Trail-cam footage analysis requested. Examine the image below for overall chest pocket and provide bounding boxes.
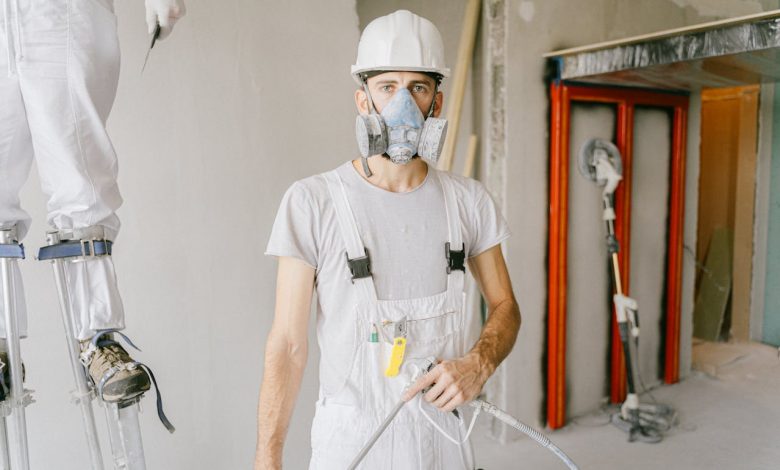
[374,308,463,363]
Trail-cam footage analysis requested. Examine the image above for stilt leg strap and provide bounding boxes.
[88,329,176,433]
[135,363,175,433]
[0,243,24,259]
[38,239,112,260]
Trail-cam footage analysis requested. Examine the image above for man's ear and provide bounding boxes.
[355,88,370,115]
[432,91,444,118]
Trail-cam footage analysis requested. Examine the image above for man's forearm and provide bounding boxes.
[467,297,521,380]
[255,335,308,469]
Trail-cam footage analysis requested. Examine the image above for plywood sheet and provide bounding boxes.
[693,227,733,341]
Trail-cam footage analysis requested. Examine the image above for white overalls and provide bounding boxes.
[310,169,475,469]
[0,0,125,340]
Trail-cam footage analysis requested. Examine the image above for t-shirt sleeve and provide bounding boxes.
[264,181,318,269]
[467,181,511,258]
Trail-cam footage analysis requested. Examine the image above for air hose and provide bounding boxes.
[471,399,578,469]
[347,396,579,469]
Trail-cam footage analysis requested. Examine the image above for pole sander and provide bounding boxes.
[577,138,677,443]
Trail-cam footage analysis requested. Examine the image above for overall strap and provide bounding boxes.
[436,170,466,294]
[324,170,378,303]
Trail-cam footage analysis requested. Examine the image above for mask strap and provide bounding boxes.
[362,78,378,115]
[426,80,440,118]
[360,77,376,177]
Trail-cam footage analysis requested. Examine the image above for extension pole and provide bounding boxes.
[439,0,481,172]
[462,134,479,177]
[602,196,644,436]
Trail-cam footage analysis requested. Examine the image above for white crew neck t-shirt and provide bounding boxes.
[265,160,510,306]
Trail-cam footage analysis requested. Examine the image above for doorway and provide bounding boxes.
[695,85,759,342]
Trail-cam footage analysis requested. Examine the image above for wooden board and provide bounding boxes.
[439,0,481,172]
[693,227,733,341]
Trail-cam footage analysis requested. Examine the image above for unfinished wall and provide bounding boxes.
[751,84,774,342]
[630,108,673,385]
[565,104,615,417]
[763,83,780,346]
[17,1,358,468]
[561,105,674,417]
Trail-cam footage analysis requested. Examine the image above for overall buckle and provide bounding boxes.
[346,249,372,282]
[446,242,465,273]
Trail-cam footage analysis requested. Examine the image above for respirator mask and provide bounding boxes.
[355,82,448,165]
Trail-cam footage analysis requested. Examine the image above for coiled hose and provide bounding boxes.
[470,399,578,469]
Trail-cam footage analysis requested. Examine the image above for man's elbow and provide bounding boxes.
[511,299,521,332]
[265,331,308,369]
[285,339,308,367]
[494,296,521,331]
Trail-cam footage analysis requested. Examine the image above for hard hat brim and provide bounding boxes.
[351,65,450,85]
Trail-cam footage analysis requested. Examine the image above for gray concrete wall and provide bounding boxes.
[565,104,615,417]
[564,105,674,417]
[752,84,775,342]
[630,108,673,387]
[762,83,780,345]
[17,1,358,468]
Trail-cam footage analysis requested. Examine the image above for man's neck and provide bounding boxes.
[352,155,429,193]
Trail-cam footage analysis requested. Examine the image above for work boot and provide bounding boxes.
[0,348,25,402]
[0,350,9,401]
[81,335,151,403]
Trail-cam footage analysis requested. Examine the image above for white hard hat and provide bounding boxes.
[351,10,450,84]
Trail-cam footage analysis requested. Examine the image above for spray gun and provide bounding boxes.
[347,357,579,470]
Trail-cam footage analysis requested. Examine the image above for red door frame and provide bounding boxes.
[547,82,688,429]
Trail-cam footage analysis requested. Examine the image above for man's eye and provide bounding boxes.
[413,85,426,93]
[381,85,392,93]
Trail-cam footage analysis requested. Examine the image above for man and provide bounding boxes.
[0,0,184,403]
[256,10,520,470]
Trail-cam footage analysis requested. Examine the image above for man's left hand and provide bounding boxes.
[401,353,492,412]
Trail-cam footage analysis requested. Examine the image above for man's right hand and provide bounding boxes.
[255,256,315,469]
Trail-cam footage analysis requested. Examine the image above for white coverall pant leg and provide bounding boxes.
[0,0,125,340]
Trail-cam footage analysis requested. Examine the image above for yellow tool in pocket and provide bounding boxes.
[384,318,408,377]
[385,337,407,377]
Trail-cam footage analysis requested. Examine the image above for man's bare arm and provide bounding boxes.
[403,244,521,410]
[255,257,315,470]
[464,243,521,381]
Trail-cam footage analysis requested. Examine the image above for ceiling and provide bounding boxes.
[545,10,780,90]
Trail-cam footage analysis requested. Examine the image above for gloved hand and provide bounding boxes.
[144,0,186,40]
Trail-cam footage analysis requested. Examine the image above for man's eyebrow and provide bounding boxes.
[374,79,399,86]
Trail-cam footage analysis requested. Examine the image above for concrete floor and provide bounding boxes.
[472,341,780,469]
